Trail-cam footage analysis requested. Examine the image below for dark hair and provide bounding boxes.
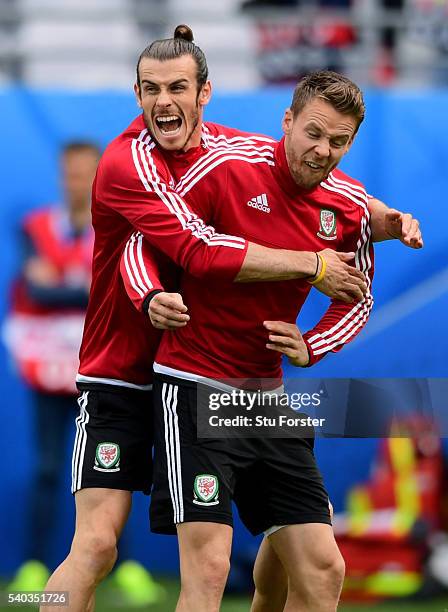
[290,70,365,131]
[136,24,208,91]
[62,141,101,157]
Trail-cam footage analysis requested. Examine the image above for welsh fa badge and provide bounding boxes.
[193,474,219,506]
[94,442,120,472]
[317,209,337,240]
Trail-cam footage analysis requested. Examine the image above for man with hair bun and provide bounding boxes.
[42,25,421,612]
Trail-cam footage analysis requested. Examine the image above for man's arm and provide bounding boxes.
[264,293,374,368]
[265,205,375,367]
[236,245,366,303]
[265,286,373,368]
[101,144,366,297]
[121,230,368,329]
[301,207,375,366]
[119,232,190,329]
[368,198,423,248]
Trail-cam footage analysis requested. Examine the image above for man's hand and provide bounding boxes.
[368,198,423,248]
[384,209,423,249]
[264,321,309,367]
[315,249,367,303]
[148,292,190,330]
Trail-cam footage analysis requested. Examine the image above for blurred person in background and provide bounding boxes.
[5,142,162,605]
[5,142,99,591]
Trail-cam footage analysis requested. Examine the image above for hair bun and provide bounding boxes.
[174,24,194,42]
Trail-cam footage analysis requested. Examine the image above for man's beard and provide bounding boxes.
[180,112,200,151]
[291,160,332,191]
[290,167,319,191]
[143,108,200,152]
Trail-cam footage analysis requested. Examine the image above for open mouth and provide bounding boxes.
[304,161,324,170]
[155,115,182,135]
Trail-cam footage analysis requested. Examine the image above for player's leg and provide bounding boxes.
[42,488,131,611]
[151,375,240,612]
[42,386,153,611]
[251,535,287,612]
[235,426,337,611]
[255,435,341,611]
[268,523,345,612]
[176,522,233,612]
[250,501,334,611]
[233,465,288,612]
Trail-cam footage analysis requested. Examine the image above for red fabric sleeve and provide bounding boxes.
[303,207,375,366]
[120,231,165,311]
[97,142,248,281]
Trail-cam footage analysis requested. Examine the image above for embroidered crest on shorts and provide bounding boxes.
[94,442,120,472]
[317,209,337,240]
[193,474,219,506]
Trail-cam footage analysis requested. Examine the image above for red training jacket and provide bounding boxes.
[77,116,251,389]
[123,125,374,383]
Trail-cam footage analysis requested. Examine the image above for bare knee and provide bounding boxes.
[332,551,345,582]
[315,546,344,579]
[68,489,130,584]
[298,548,345,600]
[194,550,230,591]
[321,550,345,589]
[177,522,232,611]
[182,542,230,594]
[71,530,118,581]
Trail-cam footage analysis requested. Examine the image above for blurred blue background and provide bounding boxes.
[0,85,446,576]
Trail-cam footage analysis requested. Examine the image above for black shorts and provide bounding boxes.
[150,374,331,535]
[71,386,153,495]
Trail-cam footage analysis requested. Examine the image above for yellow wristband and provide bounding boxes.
[308,254,327,285]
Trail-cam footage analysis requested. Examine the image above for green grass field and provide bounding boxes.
[2,578,447,611]
[142,588,448,612]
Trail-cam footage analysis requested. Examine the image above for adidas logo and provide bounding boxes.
[247,193,270,213]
